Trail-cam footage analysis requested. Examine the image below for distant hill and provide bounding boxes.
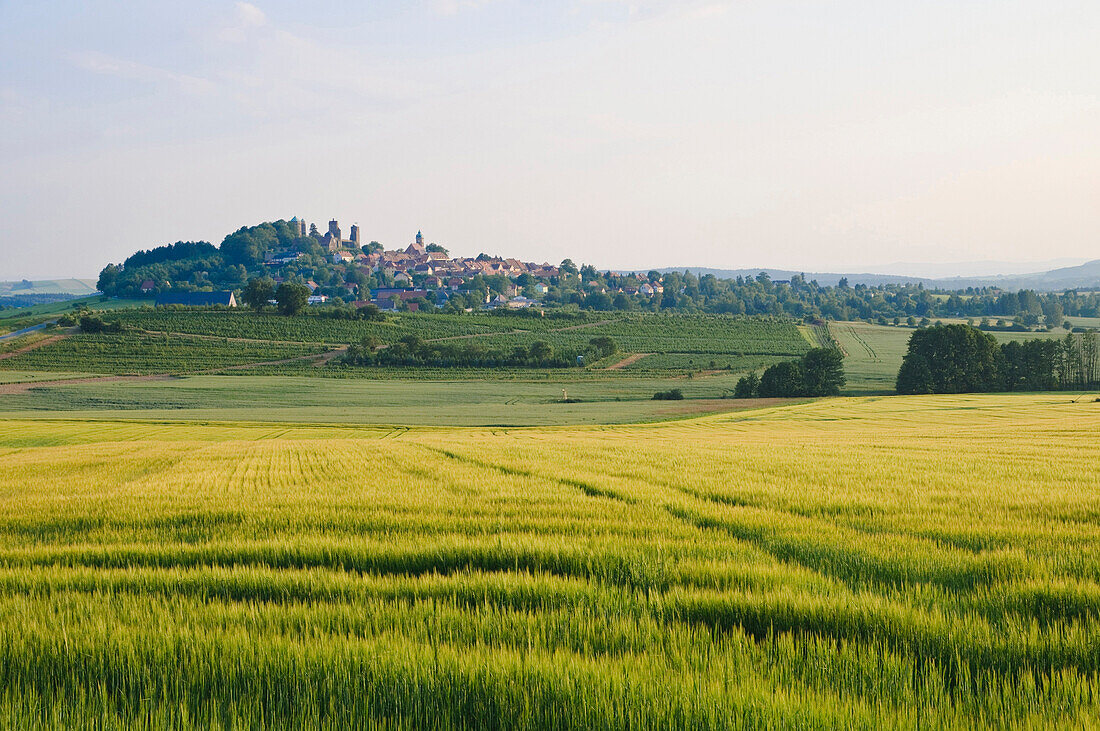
[0,279,99,296]
[654,260,1100,291]
[654,267,931,288]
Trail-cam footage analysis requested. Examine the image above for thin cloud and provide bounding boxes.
[68,51,215,96]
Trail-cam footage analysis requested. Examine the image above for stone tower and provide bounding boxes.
[350,224,361,247]
[329,220,341,242]
[416,230,424,246]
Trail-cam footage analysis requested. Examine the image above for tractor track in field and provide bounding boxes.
[0,334,68,361]
[604,352,649,370]
[0,373,177,395]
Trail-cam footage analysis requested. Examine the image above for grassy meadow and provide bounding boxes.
[1,393,1099,727]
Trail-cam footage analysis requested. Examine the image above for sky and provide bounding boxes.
[1,0,1098,280]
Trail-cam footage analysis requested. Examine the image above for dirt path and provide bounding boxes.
[0,334,67,361]
[210,350,339,372]
[543,317,623,333]
[422,317,622,343]
[312,348,348,367]
[605,352,649,370]
[134,329,342,347]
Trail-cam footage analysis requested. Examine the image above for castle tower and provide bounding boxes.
[329,219,341,241]
[350,224,361,247]
[299,218,307,236]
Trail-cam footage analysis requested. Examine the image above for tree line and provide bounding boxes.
[896,324,1100,394]
[342,336,618,370]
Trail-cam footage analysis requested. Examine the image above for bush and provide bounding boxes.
[733,372,760,398]
[652,389,684,401]
[78,315,123,334]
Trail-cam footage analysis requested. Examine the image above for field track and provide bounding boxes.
[604,352,649,369]
[0,334,67,361]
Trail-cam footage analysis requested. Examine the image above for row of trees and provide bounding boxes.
[896,324,1100,394]
[342,336,618,370]
[733,348,846,398]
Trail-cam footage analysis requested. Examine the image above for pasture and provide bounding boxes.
[1,393,1099,727]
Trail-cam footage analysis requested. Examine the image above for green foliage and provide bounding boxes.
[275,283,310,316]
[759,360,804,397]
[734,371,760,398]
[897,325,1002,395]
[241,277,275,310]
[801,347,846,396]
[344,335,579,369]
[77,315,123,334]
[651,388,684,400]
[124,241,218,269]
[896,324,1099,394]
[0,333,323,375]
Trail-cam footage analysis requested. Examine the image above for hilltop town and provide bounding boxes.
[97,217,667,313]
[280,218,567,310]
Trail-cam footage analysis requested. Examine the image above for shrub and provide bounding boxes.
[652,388,684,401]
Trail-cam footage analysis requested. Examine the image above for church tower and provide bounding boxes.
[416,230,423,246]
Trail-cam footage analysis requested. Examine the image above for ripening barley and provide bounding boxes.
[0,392,1097,727]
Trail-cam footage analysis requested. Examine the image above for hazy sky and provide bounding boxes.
[2,0,1098,279]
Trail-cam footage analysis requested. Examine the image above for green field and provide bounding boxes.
[1,394,1099,727]
[0,373,764,426]
[831,321,914,393]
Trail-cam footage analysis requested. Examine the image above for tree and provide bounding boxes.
[733,372,760,398]
[559,259,578,277]
[1082,331,1099,386]
[528,341,554,363]
[584,291,613,310]
[221,224,277,266]
[588,336,618,359]
[759,361,804,397]
[801,348,846,396]
[97,264,121,294]
[275,282,310,315]
[426,243,449,256]
[241,276,275,310]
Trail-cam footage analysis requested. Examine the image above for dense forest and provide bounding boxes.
[97,219,1100,324]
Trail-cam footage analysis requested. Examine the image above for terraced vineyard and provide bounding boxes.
[0,333,326,375]
[2,311,812,376]
[1,394,1098,727]
[111,309,520,344]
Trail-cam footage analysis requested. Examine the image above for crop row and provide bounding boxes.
[0,333,324,375]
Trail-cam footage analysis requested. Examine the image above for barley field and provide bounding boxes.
[2,394,1099,728]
